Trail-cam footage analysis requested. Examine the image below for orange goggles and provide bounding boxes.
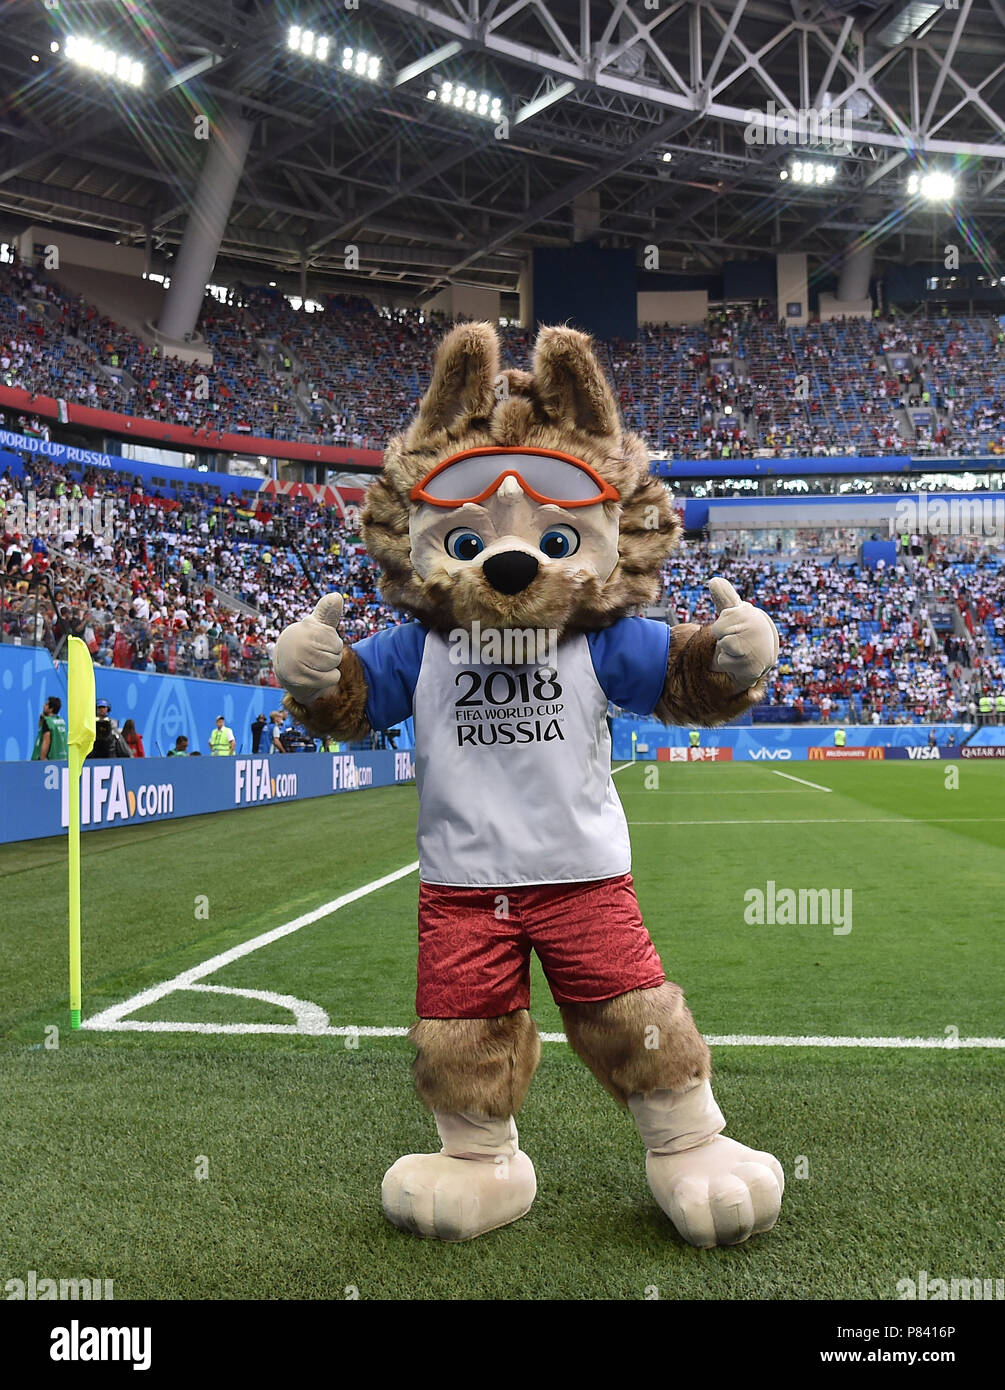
[410,447,620,509]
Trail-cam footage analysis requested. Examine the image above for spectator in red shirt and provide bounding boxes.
[121,719,145,758]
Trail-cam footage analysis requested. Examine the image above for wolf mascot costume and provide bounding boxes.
[274,324,783,1247]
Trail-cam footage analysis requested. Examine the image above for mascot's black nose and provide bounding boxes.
[482,550,539,595]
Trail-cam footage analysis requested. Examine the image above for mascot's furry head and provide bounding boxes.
[361,322,681,636]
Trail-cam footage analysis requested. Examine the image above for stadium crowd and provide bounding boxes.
[3,262,1005,728]
[4,446,1004,726]
[3,258,1004,458]
[0,453,392,685]
[0,263,311,441]
[661,540,993,723]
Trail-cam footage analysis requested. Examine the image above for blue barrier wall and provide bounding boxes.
[967,727,1005,746]
[0,645,415,761]
[0,749,415,844]
[658,456,1003,480]
[3,711,993,843]
[2,644,291,760]
[681,490,1005,532]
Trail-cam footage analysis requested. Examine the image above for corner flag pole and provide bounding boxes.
[66,638,96,1029]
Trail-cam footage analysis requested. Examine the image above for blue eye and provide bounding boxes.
[540,525,580,559]
[445,529,484,561]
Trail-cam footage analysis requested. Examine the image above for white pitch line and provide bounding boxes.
[79,1018,1005,1048]
[79,838,1005,1053]
[706,1035,1005,1049]
[88,1020,413,1037]
[81,860,420,1032]
[621,789,826,796]
[185,983,330,1033]
[772,770,832,792]
[707,1035,1005,1048]
[611,762,634,774]
[629,817,1005,826]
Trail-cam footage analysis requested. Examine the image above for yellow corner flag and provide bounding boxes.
[66,638,96,1029]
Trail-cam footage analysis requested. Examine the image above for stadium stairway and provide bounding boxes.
[206,583,261,620]
[57,550,133,604]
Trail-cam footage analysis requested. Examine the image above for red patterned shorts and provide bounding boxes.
[415,873,666,1018]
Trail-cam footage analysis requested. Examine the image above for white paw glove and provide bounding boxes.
[708,577,779,692]
[631,1084,784,1248]
[647,1136,785,1248]
[272,592,345,707]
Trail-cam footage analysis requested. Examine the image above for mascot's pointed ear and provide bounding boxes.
[532,326,620,438]
[406,321,500,448]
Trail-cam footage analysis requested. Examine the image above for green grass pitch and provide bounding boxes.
[2,760,1002,1300]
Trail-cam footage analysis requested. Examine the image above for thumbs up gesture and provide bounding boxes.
[272,592,345,707]
[708,578,779,692]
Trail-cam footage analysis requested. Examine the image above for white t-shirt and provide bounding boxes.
[353,619,670,888]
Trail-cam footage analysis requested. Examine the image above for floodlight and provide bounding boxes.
[288,25,333,63]
[64,35,145,86]
[340,47,381,80]
[786,160,836,185]
[433,80,502,121]
[907,171,955,201]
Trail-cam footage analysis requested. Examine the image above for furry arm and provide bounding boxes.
[272,591,372,740]
[654,576,779,727]
[282,645,372,741]
[653,622,769,727]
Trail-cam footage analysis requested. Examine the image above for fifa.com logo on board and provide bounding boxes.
[52,764,174,827]
[234,759,299,803]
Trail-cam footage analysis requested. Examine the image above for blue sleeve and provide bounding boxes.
[351,622,427,731]
[587,617,671,716]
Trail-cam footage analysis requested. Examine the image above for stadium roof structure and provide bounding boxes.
[1,0,1004,297]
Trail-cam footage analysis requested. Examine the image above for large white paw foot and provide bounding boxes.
[646,1136,784,1248]
[381,1151,536,1241]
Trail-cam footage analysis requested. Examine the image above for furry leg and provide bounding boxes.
[382,1014,540,1240]
[410,1011,540,1117]
[559,981,710,1103]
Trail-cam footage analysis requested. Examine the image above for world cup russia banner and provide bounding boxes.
[657,746,734,762]
[0,425,115,469]
[808,746,885,760]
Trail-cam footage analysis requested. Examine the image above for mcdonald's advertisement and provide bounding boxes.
[808,746,887,761]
